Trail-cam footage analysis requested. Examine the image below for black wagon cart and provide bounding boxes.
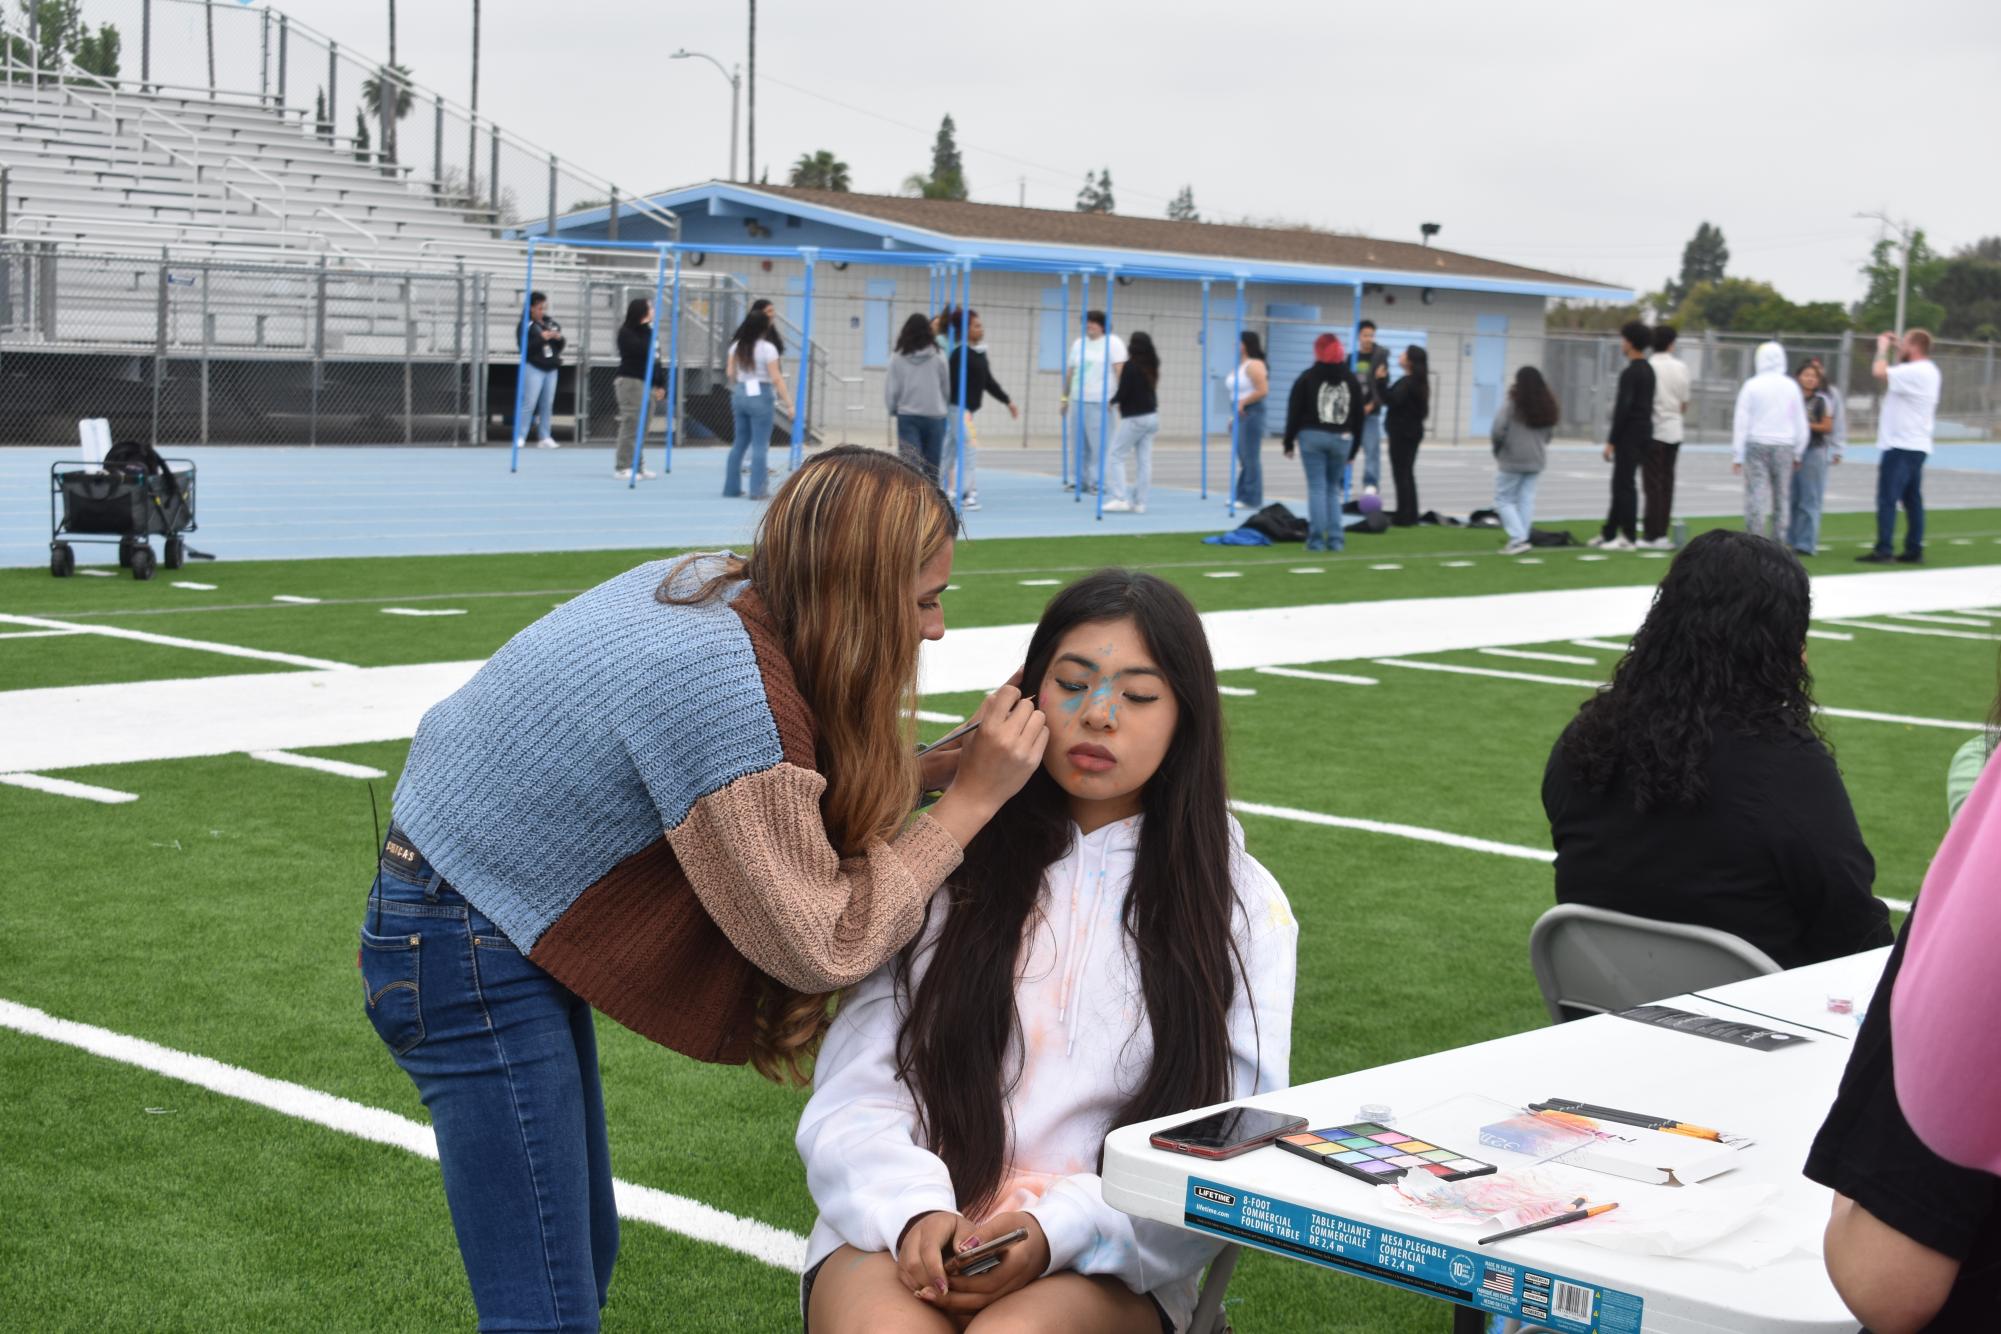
[49,448,199,580]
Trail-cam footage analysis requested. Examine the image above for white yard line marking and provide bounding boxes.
[1577,555,1609,563]
[1819,706,1988,732]
[0,628,86,640]
[0,998,808,1272]
[1377,658,1599,689]
[1638,552,1670,559]
[170,581,217,591]
[1822,619,2001,643]
[1370,564,1403,571]
[271,595,321,605]
[0,613,354,672]
[1807,630,1855,642]
[247,750,388,780]
[76,569,114,577]
[1571,639,1630,652]
[0,772,138,803]
[911,710,963,725]
[1256,666,1380,686]
[1217,686,1258,697]
[1480,648,1599,667]
[1888,612,1994,627]
[1231,800,1554,863]
[381,608,468,618]
[1289,567,1324,575]
[1205,571,1243,579]
[1018,579,1060,587]
[1442,561,1475,568]
[1514,558,1544,565]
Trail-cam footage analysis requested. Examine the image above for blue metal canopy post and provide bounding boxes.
[1199,278,1212,500]
[1229,277,1246,518]
[627,246,669,488]
[1074,271,1090,504]
[1058,273,1071,489]
[509,240,538,474]
[789,251,817,472]
[950,260,972,511]
[1095,269,1115,520]
[663,248,684,474]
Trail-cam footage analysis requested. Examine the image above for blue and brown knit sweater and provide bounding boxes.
[392,555,963,1063]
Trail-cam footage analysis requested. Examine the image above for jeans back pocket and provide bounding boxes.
[360,927,426,1056]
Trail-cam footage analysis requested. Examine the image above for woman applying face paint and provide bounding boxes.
[798,571,1298,1333]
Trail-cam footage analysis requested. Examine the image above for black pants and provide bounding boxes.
[1389,432,1422,526]
[1602,441,1641,541]
[1641,439,1680,541]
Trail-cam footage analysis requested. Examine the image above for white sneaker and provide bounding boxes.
[1133,503,1147,515]
[537,438,559,449]
[1635,536,1672,550]
[1364,484,1379,497]
[961,492,981,511]
[1607,536,1636,551]
[1586,533,1610,548]
[1102,498,1132,512]
[1500,539,1531,555]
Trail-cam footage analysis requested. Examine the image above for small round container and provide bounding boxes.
[1358,1102,1396,1127]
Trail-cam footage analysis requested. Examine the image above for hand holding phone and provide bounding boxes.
[1151,1106,1308,1159]
[942,1226,1028,1278]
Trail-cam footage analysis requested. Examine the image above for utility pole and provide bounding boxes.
[1856,210,1915,336]
[468,1,481,193]
[746,0,757,184]
[1019,176,1025,207]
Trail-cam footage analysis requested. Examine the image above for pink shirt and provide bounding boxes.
[1891,744,2001,1172]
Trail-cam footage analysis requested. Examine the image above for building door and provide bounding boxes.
[1470,313,1508,436]
[1263,303,1320,433]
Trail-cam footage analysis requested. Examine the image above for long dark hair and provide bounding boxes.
[622,298,650,331]
[1511,365,1559,430]
[740,299,786,354]
[733,312,775,373]
[895,312,938,357]
[894,571,1246,1216]
[1561,530,1819,810]
[1127,331,1160,386]
[1239,330,1266,362]
[1402,345,1431,416]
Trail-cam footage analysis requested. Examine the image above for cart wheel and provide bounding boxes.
[118,536,139,569]
[164,538,186,570]
[130,545,156,581]
[50,543,75,578]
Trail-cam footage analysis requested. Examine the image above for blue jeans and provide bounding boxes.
[1494,469,1541,544]
[726,382,775,498]
[1296,429,1347,551]
[1073,402,1110,492]
[1788,443,1830,553]
[518,364,559,444]
[1107,412,1159,509]
[1234,400,1267,509]
[1354,411,1383,491]
[1873,446,1926,557]
[897,413,948,481]
[362,835,619,1332]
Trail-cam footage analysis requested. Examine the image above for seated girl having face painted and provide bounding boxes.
[796,570,1299,1333]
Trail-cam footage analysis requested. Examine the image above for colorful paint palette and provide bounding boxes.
[1275,1122,1496,1186]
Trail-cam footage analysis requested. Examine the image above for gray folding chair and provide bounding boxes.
[1187,1243,1242,1334]
[1528,904,1782,1024]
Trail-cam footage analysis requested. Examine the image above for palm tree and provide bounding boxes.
[361,63,415,166]
[789,150,851,192]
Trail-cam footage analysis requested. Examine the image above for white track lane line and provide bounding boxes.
[272,595,321,605]
[171,581,217,591]
[0,614,354,672]
[1018,579,1060,587]
[1888,612,1995,628]
[1822,619,2001,643]
[1205,571,1243,579]
[1256,666,1380,686]
[0,772,138,803]
[381,608,467,618]
[1217,686,1258,697]
[1480,648,1599,667]
[247,750,388,780]
[911,710,963,725]
[1807,630,1855,641]
[1571,639,1631,652]
[0,628,86,640]
[0,998,808,1272]
[1231,800,1554,863]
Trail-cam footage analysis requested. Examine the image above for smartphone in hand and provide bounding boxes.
[941,1227,1029,1279]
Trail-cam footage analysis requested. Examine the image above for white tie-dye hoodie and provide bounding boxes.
[797,813,1298,1329]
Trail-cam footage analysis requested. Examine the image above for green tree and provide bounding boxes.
[788,150,851,192]
[1934,253,2001,340]
[1669,277,1851,334]
[1547,300,1651,332]
[1663,222,1729,308]
[924,113,966,199]
[1075,167,1114,214]
[1957,237,2001,263]
[1853,231,1947,334]
[353,108,373,163]
[5,1,120,78]
[71,13,115,75]
[1166,185,1199,222]
[314,87,332,139]
[360,63,415,165]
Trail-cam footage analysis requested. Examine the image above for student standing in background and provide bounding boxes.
[1732,342,1809,542]
[1103,331,1162,514]
[1642,324,1690,548]
[1226,332,1271,509]
[887,313,953,482]
[1282,332,1363,551]
[517,291,565,450]
[937,308,1018,512]
[1858,328,1942,565]
[1589,321,1656,550]
[611,298,666,482]
[1789,361,1841,555]
[1348,320,1391,495]
[1380,344,1430,526]
[1490,366,1558,555]
[723,311,793,501]
[1062,312,1127,495]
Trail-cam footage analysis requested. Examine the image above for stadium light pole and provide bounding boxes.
[671,50,740,182]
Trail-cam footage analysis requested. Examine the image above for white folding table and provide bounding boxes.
[1103,949,1889,1333]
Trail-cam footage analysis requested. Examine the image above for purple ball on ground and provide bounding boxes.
[1358,493,1382,515]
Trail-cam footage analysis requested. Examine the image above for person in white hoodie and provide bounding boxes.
[797,570,1297,1334]
[1732,342,1810,542]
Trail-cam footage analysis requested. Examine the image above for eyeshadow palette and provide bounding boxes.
[1275,1122,1497,1186]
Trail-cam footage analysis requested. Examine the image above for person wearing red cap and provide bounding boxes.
[1282,333,1365,551]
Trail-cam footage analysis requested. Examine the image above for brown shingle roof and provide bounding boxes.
[736,184,1618,291]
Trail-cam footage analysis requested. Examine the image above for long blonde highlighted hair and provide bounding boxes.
[664,444,956,1082]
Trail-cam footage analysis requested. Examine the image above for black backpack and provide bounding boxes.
[1527,528,1579,548]
[1240,502,1309,543]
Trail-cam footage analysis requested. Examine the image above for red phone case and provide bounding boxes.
[1151,1115,1306,1159]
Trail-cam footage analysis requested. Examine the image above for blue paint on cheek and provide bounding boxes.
[1060,692,1085,714]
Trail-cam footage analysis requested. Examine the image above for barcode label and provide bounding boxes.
[1552,1279,1595,1321]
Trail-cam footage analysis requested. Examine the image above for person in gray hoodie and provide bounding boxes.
[1491,365,1560,554]
[885,312,952,481]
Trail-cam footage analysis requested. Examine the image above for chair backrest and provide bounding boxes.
[1528,904,1783,1024]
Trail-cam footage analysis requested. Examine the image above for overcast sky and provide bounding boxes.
[268,0,1999,304]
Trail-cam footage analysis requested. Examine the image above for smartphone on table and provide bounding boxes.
[1150,1106,1308,1159]
[941,1227,1029,1279]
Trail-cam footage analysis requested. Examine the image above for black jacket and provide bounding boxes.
[1351,344,1392,411]
[1283,363,1363,449]
[521,316,565,369]
[1380,372,1428,445]
[1112,361,1158,417]
[947,346,1012,413]
[614,324,666,383]
[1607,356,1656,450]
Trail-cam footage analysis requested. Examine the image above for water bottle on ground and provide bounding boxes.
[1671,519,1688,549]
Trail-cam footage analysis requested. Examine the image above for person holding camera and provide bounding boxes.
[1858,329,1941,565]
